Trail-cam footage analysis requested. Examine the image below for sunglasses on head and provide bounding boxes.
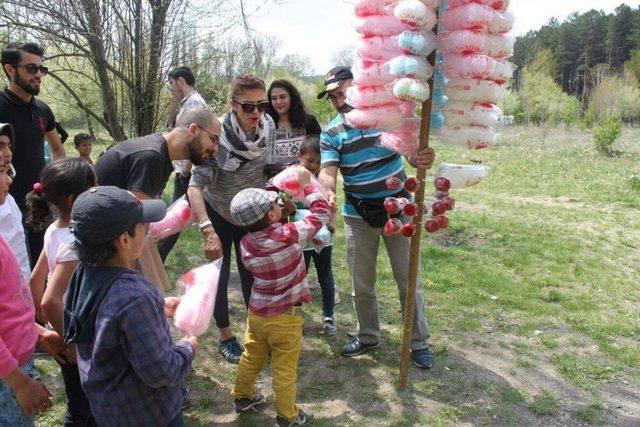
[233,99,269,114]
[15,63,49,76]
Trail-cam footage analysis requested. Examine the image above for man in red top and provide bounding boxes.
[229,167,330,427]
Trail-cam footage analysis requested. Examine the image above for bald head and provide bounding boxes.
[175,107,217,130]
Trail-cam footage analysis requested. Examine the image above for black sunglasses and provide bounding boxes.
[233,99,269,114]
[15,63,49,76]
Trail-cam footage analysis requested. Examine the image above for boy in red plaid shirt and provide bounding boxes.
[229,167,330,426]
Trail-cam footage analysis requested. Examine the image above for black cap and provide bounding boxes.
[70,186,166,244]
[0,123,15,145]
[317,66,353,99]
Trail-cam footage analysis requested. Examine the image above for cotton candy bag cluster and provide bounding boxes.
[148,195,194,241]
[433,0,514,150]
[173,260,222,336]
[347,0,441,157]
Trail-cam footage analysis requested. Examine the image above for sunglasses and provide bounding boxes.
[233,99,269,114]
[15,63,49,75]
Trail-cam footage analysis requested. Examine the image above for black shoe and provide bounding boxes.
[340,338,379,357]
[219,338,244,364]
[234,392,265,413]
[275,409,314,426]
[412,347,434,369]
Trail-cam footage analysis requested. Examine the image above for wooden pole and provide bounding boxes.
[399,46,438,389]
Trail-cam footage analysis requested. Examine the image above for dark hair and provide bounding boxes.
[298,135,320,155]
[75,224,136,265]
[266,79,309,129]
[230,73,265,101]
[73,133,92,147]
[168,66,195,87]
[1,42,44,78]
[26,158,97,231]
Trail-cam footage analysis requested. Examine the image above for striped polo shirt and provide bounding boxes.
[320,114,407,219]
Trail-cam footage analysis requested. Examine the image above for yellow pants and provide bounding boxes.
[232,309,303,421]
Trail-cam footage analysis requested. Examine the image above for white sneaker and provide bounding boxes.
[322,317,338,336]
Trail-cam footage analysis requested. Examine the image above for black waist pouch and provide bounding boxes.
[345,191,408,228]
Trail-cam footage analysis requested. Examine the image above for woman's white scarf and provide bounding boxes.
[214,110,275,171]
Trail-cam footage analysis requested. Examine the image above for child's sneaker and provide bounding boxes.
[219,337,244,364]
[275,409,314,426]
[322,317,337,336]
[234,392,265,413]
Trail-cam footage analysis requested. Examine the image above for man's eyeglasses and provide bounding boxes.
[233,99,269,114]
[197,125,220,145]
[14,63,49,76]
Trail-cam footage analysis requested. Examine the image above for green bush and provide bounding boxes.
[520,69,582,125]
[594,116,622,155]
[498,90,524,122]
[589,75,640,123]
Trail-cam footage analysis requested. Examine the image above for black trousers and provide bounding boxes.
[58,361,96,426]
[206,204,254,329]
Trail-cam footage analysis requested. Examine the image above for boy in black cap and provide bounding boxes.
[63,186,198,427]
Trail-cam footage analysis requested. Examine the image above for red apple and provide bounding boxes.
[384,197,401,215]
[443,197,455,211]
[435,214,449,229]
[434,177,451,191]
[403,203,419,216]
[404,177,420,193]
[435,189,449,200]
[432,201,447,216]
[283,178,301,194]
[385,176,402,191]
[383,218,403,236]
[425,219,439,233]
[401,223,416,237]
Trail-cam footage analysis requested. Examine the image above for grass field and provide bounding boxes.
[35,124,640,426]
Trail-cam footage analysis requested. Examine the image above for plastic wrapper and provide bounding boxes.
[294,209,332,252]
[148,195,193,241]
[438,30,485,55]
[398,30,437,55]
[489,10,514,34]
[444,77,506,103]
[380,132,419,157]
[442,3,494,31]
[394,0,437,27]
[174,259,222,336]
[443,54,513,83]
[440,101,501,127]
[436,125,497,149]
[356,36,405,61]
[347,84,398,108]
[482,33,514,59]
[352,60,396,85]
[445,0,509,13]
[345,103,418,131]
[434,163,489,188]
[393,77,431,102]
[355,0,393,17]
[271,165,328,204]
[389,55,434,80]
[356,15,415,36]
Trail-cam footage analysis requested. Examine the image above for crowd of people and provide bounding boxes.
[0,41,436,427]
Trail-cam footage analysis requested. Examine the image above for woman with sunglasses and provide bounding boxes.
[188,73,276,364]
[265,79,321,175]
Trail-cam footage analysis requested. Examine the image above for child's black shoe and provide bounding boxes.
[234,392,265,413]
[275,409,314,426]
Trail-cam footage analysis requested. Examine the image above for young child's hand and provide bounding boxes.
[6,370,52,416]
[296,167,311,187]
[180,336,199,355]
[37,327,66,357]
[164,297,181,318]
[281,198,297,217]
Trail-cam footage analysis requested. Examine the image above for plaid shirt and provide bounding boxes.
[241,187,331,317]
[75,269,194,427]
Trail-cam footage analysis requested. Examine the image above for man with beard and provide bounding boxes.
[94,107,220,292]
[0,42,65,268]
[317,67,437,370]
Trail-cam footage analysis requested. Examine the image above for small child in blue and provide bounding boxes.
[294,136,337,335]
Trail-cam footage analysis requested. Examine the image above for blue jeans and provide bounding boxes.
[0,358,38,427]
[58,361,96,426]
[303,246,335,318]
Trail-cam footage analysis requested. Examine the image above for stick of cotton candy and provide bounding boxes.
[148,195,194,241]
[272,165,328,205]
[174,259,222,336]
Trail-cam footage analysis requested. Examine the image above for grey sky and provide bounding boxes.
[242,0,640,74]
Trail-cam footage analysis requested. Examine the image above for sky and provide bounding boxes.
[241,0,640,75]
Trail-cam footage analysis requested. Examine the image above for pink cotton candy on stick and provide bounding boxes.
[345,103,417,131]
[148,196,194,241]
[174,261,222,336]
[444,78,506,103]
[356,15,415,37]
[380,132,419,157]
[347,85,398,109]
[354,0,393,17]
[352,60,396,86]
[436,125,497,149]
[489,10,514,34]
[272,166,328,204]
[481,34,515,59]
[356,36,405,61]
[442,3,494,32]
[443,54,493,80]
[445,0,509,13]
[441,101,500,127]
[486,59,514,84]
[438,30,485,55]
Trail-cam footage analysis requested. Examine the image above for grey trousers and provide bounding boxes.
[344,215,430,350]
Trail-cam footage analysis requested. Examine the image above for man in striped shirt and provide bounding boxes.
[317,66,436,369]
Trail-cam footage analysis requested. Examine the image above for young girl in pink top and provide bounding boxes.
[0,162,65,425]
[27,158,97,425]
